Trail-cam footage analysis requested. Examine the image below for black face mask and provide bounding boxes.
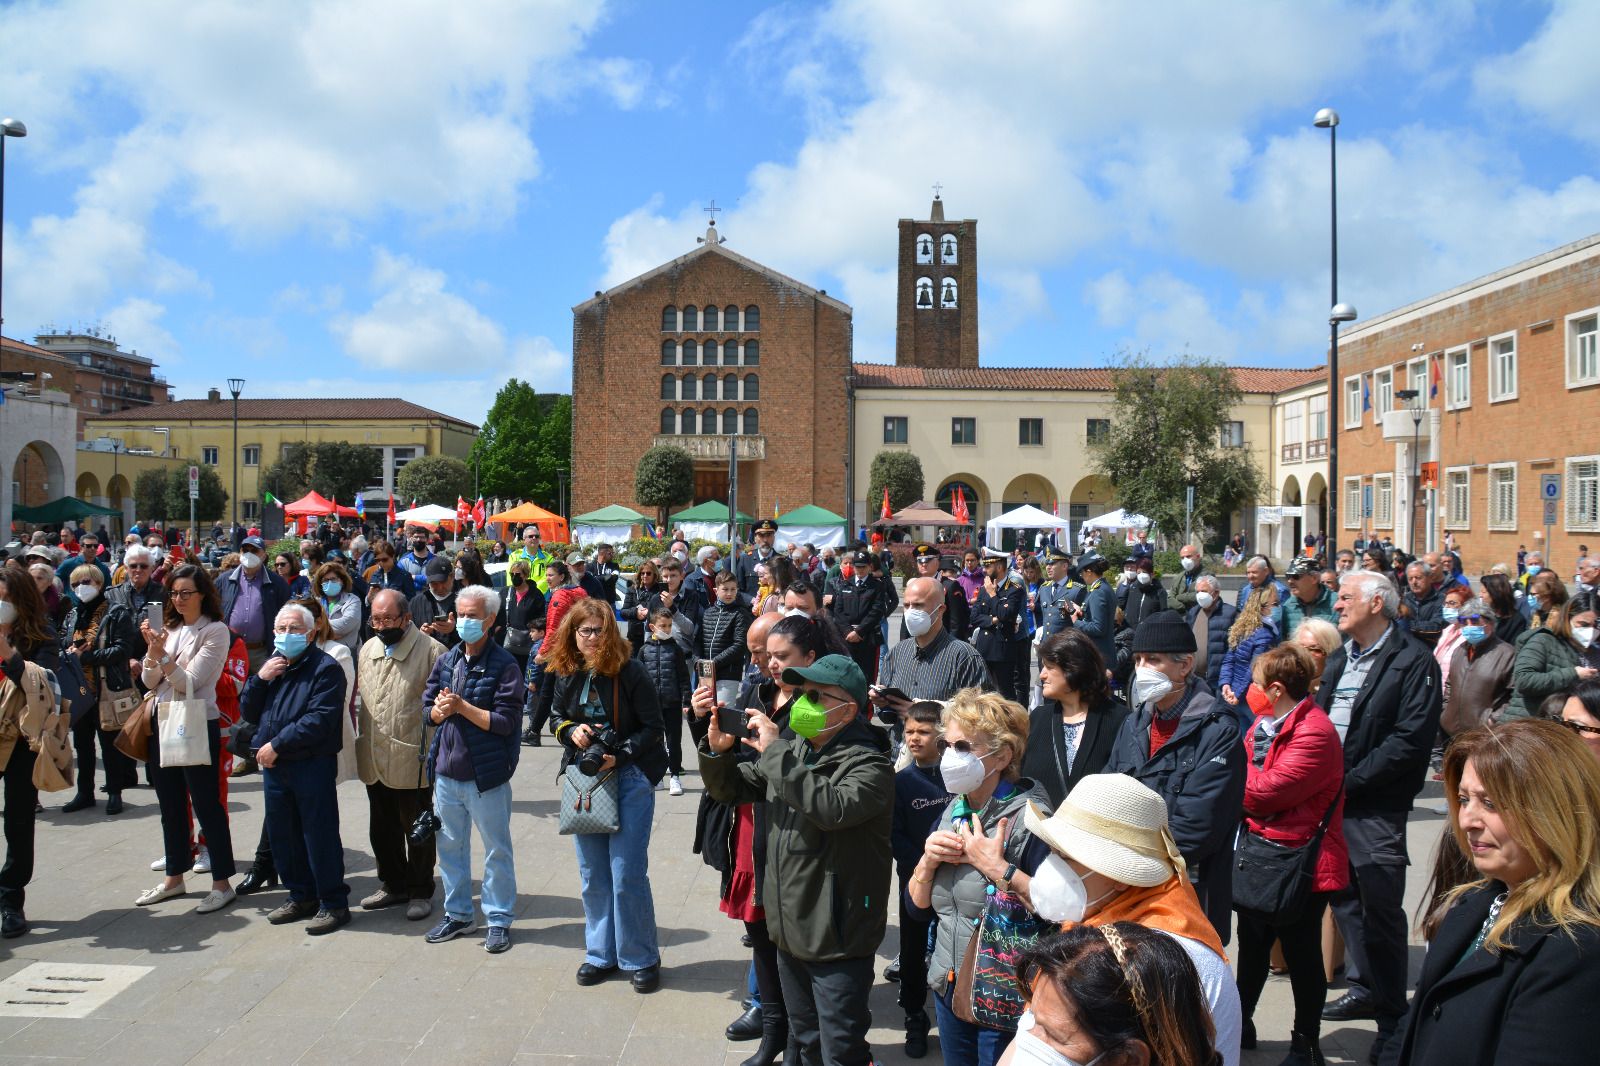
[375,626,406,647]
[510,573,526,586]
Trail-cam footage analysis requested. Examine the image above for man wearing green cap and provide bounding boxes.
[700,653,894,1066]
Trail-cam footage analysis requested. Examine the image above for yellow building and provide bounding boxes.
[84,391,478,524]
[850,364,1323,549]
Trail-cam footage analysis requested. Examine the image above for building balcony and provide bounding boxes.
[652,434,767,460]
[1306,438,1328,459]
[1281,442,1302,464]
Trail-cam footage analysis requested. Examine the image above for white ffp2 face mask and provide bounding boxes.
[1131,665,1174,706]
[904,607,936,638]
[939,747,991,795]
[1575,625,1596,649]
[1028,853,1089,923]
[1195,591,1215,610]
[1012,1012,1105,1066]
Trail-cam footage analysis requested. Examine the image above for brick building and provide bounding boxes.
[571,222,853,521]
[1334,232,1600,573]
[0,329,172,434]
[895,195,978,368]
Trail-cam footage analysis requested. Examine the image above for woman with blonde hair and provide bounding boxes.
[906,688,1054,1065]
[1385,718,1600,1064]
[548,598,667,992]
[1218,586,1280,718]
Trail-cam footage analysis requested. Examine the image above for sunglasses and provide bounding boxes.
[125,563,150,570]
[1561,719,1600,738]
[937,738,992,757]
[1457,614,1486,625]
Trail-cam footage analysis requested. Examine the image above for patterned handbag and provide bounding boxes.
[558,674,622,835]
[952,821,1058,1030]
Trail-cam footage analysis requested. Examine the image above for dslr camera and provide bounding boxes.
[576,725,624,776]
[408,806,442,845]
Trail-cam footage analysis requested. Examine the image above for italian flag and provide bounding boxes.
[264,491,284,509]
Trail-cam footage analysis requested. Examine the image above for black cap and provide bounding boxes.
[1285,556,1320,578]
[424,556,452,581]
[913,544,939,559]
[1130,610,1198,654]
[754,519,778,533]
[851,550,872,565]
[241,536,265,550]
[1078,553,1109,574]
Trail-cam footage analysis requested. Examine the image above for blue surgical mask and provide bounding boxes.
[1442,606,1459,623]
[274,632,308,659]
[1461,625,1488,645]
[457,617,486,644]
[320,580,342,598]
[1527,565,1543,577]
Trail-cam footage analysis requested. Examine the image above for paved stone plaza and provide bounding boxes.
[0,692,1441,1065]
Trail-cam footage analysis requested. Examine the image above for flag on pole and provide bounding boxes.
[355,493,365,517]
[456,496,470,527]
[387,495,396,525]
[472,496,486,527]
[880,488,892,522]
[773,497,780,519]
[1361,375,1371,412]
[264,491,283,508]
[952,486,970,526]
[410,498,418,510]
[1429,353,1442,399]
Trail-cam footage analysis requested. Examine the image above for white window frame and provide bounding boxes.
[1374,367,1394,419]
[1444,346,1470,411]
[1567,454,1600,533]
[1407,358,1429,407]
[1445,466,1471,531]
[1373,473,1394,529]
[1488,463,1518,531]
[242,445,261,467]
[1488,330,1518,403]
[1282,400,1304,444]
[1568,307,1600,389]
[1308,393,1328,442]
[1343,375,1363,429]
[1343,476,1362,529]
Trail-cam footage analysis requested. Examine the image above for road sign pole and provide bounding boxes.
[1542,474,1561,575]
[188,466,200,554]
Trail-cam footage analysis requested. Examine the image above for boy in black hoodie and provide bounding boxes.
[891,700,947,1059]
[638,607,692,795]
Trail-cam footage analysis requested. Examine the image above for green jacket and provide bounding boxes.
[1165,566,1207,613]
[1274,586,1337,643]
[699,718,894,962]
[1504,627,1583,719]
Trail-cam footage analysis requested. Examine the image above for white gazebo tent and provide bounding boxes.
[1080,508,1151,531]
[395,503,459,525]
[984,503,1070,549]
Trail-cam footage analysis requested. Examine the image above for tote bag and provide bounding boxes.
[157,658,211,767]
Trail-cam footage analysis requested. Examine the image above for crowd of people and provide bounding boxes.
[3,513,1600,1066]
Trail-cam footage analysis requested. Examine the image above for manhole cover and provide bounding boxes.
[0,962,153,1018]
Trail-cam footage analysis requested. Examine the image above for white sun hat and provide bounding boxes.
[1022,774,1187,888]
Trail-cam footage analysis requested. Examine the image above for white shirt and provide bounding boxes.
[1160,930,1242,1066]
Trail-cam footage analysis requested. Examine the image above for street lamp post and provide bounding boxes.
[0,118,27,382]
[556,467,568,526]
[1396,388,1423,554]
[1315,107,1356,555]
[227,378,244,537]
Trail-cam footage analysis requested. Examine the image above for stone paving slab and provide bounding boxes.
[0,703,1442,1065]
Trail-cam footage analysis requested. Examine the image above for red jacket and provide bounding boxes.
[1242,696,1349,893]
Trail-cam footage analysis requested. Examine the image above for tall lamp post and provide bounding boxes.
[227,378,244,536]
[0,118,27,382]
[1315,107,1357,554]
[1396,388,1423,554]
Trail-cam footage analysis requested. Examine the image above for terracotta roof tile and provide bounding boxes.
[851,363,1324,394]
[84,397,477,428]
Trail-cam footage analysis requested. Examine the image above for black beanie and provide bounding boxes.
[1130,610,1198,654]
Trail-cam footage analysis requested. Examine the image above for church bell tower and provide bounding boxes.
[895,190,978,368]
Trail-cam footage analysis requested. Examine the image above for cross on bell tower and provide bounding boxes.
[894,189,978,368]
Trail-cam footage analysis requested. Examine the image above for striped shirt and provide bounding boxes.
[878,627,994,701]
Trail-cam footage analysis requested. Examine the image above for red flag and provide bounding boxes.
[456,496,469,527]
[952,486,970,525]
[473,496,486,527]
[880,487,892,522]
[387,495,396,524]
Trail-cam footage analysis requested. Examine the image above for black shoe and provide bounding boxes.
[1323,991,1379,1021]
[726,1005,763,1041]
[236,865,279,896]
[884,953,901,982]
[1241,1018,1257,1050]
[105,793,124,815]
[306,907,351,935]
[631,965,660,993]
[1368,1030,1392,1066]
[740,1009,789,1066]
[0,909,27,939]
[740,932,754,948]
[576,962,617,986]
[1281,1030,1327,1066]
[904,1010,930,1059]
[61,793,96,813]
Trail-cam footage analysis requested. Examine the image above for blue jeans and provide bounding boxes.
[263,754,346,910]
[573,764,659,970]
[434,774,516,928]
[935,989,1015,1066]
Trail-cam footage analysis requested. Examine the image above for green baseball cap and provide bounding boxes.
[780,654,869,711]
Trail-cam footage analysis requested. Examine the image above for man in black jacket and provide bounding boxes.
[831,550,887,685]
[1104,610,1245,945]
[732,519,782,598]
[1316,570,1442,1060]
[972,555,1027,703]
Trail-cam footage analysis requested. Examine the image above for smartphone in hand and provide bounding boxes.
[145,602,165,632]
[715,704,751,740]
[695,659,716,690]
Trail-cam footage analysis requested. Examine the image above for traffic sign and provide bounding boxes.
[1542,474,1561,501]
[1545,499,1559,525]
[188,465,200,500]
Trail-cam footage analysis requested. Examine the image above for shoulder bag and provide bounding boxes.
[952,819,1058,1031]
[559,674,622,835]
[1232,783,1342,923]
[155,633,213,767]
[54,642,97,727]
[21,663,74,792]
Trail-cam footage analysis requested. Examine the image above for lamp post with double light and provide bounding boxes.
[1315,107,1357,554]
[227,378,244,537]
[1396,388,1423,555]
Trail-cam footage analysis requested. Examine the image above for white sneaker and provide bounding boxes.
[194,847,211,874]
[668,775,684,797]
[150,856,167,871]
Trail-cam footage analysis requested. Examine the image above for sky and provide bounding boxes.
[3,0,1599,425]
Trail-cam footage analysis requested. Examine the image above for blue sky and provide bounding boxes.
[3,0,1599,424]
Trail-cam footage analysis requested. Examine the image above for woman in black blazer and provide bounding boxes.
[1384,719,1600,1066]
[1020,629,1129,806]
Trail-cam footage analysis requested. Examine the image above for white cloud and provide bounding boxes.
[101,298,179,364]
[331,249,508,372]
[1473,0,1600,144]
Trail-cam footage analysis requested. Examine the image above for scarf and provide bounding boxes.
[1066,874,1227,962]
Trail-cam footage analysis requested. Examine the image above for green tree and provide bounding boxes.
[160,466,229,525]
[1087,352,1263,543]
[396,454,472,505]
[634,446,695,529]
[866,451,925,516]
[259,442,381,506]
[469,382,572,508]
[133,469,171,522]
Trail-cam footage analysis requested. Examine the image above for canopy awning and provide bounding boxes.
[11,496,122,523]
[1081,508,1151,531]
[572,504,649,525]
[880,500,963,526]
[484,501,569,544]
[670,501,754,524]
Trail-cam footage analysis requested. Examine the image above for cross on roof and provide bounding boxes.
[931,182,943,199]
[704,200,721,225]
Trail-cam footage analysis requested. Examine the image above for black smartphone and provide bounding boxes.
[715,704,750,740]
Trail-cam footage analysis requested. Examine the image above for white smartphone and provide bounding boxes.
[145,602,165,631]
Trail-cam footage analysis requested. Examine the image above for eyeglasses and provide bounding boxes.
[576,626,604,638]
[125,563,150,570]
[169,588,200,600]
[937,738,992,757]
[1561,719,1600,738]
